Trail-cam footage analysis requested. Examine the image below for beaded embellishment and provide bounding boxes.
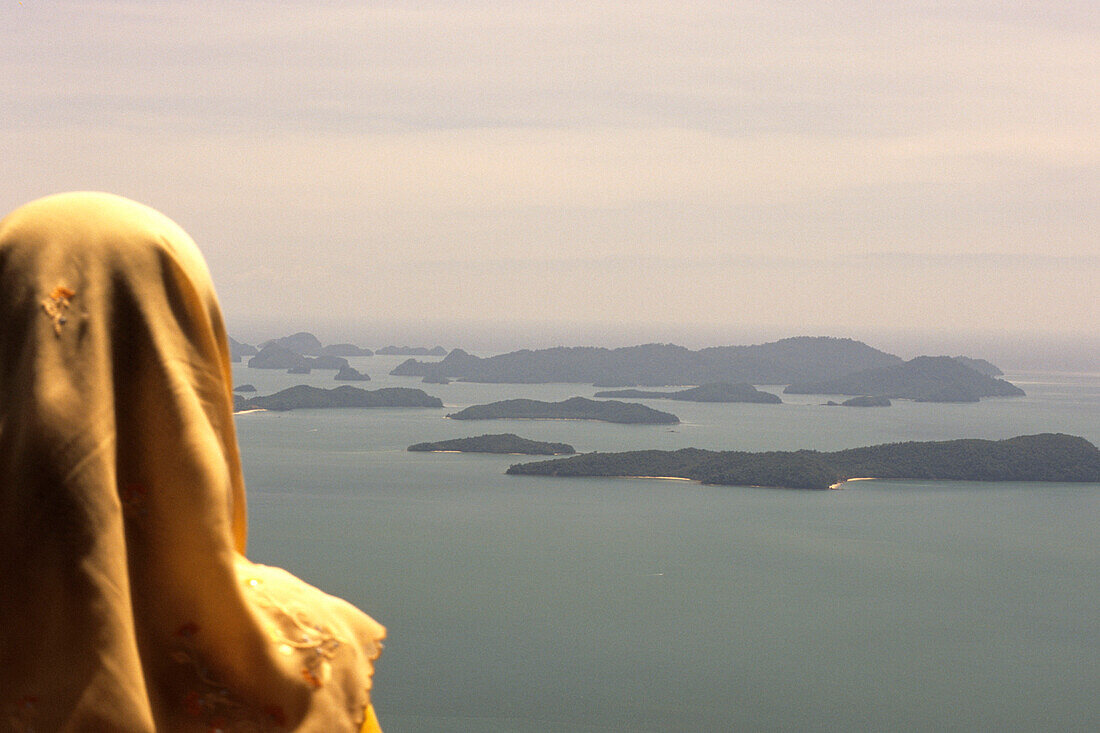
[41,286,75,335]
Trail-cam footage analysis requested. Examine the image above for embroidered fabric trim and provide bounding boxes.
[244,577,347,690]
[166,575,355,729]
[171,622,287,732]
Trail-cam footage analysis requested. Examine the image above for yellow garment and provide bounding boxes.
[0,193,384,731]
[360,704,382,733]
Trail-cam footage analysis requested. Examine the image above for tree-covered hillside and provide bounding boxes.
[393,337,901,385]
[507,434,1100,490]
[784,356,1024,401]
[447,397,679,424]
[594,382,781,403]
[408,434,575,455]
[240,385,442,411]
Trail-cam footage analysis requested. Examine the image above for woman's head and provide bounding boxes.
[0,192,247,549]
[0,193,291,726]
[1,193,383,730]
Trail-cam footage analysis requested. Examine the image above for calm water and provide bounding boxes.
[234,358,1100,732]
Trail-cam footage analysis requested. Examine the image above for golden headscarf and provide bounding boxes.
[0,193,384,731]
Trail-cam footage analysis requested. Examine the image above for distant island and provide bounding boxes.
[228,336,258,362]
[594,382,781,404]
[784,356,1024,402]
[269,333,372,357]
[952,356,1002,376]
[233,384,257,393]
[244,338,374,381]
[237,332,374,364]
[322,343,374,357]
[377,345,447,356]
[408,433,576,455]
[447,397,679,425]
[335,365,370,381]
[261,331,326,355]
[238,385,443,411]
[301,355,351,370]
[391,337,906,385]
[829,395,891,407]
[248,343,350,371]
[507,434,1100,490]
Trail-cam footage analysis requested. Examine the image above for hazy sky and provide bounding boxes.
[2,1,1096,357]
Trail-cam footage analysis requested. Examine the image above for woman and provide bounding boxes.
[0,193,384,731]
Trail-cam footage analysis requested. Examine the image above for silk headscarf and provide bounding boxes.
[0,193,384,731]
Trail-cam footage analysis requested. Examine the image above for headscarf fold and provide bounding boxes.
[0,192,384,731]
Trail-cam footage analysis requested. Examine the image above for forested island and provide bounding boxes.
[391,337,903,385]
[447,397,679,424]
[594,382,781,403]
[234,332,374,364]
[322,343,374,357]
[378,345,447,356]
[952,356,1002,376]
[248,344,351,371]
[506,434,1100,490]
[408,434,576,455]
[239,333,1017,405]
[335,365,370,381]
[261,331,326,354]
[238,385,443,411]
[831,395,891,407]
[784,356,1024,402]
[228,336,258,362]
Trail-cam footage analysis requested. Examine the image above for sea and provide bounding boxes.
[232,356,1100,732]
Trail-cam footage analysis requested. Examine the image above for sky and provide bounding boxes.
[1,1,1097,365]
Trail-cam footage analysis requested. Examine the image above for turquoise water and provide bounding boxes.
[235,359,1100,731]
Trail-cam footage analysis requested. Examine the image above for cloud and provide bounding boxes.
[1,1,1096,338]
[4,1,1096,135]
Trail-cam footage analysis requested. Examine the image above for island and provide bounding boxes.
[248,344,351,371]
[391,337,903,385]
[228,336,258,363]
[238,385,443,411]
[506,434,1100,490]
[953,356,1003,376]
[784,356,1024,402]
[232,384,257,393]
[261,331,325,355]
[307,354,351,370]
[249,343,312,370]
[377,345,447,356]
[249,332,373,361]
[408,434,576,455]
[834,395,891,407]
[334,365,370,381]
[447,397,679,425]
[322,343,374,357]
[594,382,781,404]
